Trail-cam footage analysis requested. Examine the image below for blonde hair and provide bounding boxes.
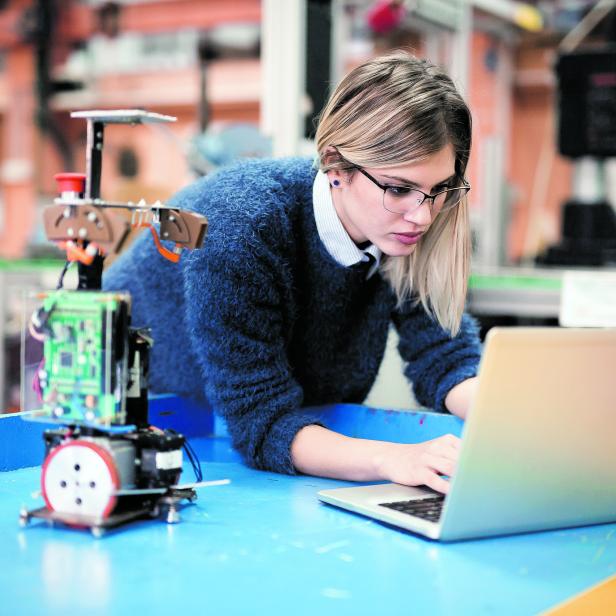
[315,51,472,336]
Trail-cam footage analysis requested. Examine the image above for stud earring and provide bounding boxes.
[331,179,341,187]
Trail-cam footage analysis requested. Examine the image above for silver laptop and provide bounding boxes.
[318,327,616,541]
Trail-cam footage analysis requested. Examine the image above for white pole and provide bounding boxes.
[449,0,471,96]
[261,0,307,157]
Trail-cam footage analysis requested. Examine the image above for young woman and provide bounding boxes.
[104,51,481,494]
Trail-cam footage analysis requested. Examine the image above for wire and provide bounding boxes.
[130,222,182,263]
[29,302,56,342]
[32,358,45,403]
[56,260,72,289]
[145,224,182,263]
[182,437,203,483]
[157,427,203,482]
[60,241,98,265]
[28,319,45,342]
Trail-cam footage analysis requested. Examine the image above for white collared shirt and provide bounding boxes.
[312,170,381,279]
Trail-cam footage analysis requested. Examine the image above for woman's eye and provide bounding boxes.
[386,185,413,197]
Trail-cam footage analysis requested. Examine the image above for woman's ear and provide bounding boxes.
[326,169,344,188]
[322,146,352,187]
[322,145,341,168]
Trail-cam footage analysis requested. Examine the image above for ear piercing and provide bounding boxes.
[331,179,341,187]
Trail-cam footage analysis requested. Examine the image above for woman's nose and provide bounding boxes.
[402,200,432,226]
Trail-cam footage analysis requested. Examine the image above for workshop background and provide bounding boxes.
[0,0,615,413]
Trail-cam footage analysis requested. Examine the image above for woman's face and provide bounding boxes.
[328,144,456,257]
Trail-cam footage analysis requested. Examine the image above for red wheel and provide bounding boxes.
[41,440,120,519]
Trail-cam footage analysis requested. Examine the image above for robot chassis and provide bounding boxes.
[19,110,224,537]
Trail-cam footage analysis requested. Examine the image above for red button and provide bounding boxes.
[54,172,86,195]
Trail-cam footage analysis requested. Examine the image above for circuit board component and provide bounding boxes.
[33,290,130,425]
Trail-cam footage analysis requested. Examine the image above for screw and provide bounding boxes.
[91,526,105,539]
[166,505,180,524]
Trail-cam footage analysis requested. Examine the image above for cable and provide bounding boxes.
[29,302,56,341]
[182,438,203,483]
[56,260,72,289]
[164,428,203,482]
[32,358,45,403]
[28,319,46,342]
[145,224,182,263]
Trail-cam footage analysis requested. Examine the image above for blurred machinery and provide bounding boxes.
[0,0,261,258]
[538,2,616,266]
[189,24,269,175]
[18,110,227,537]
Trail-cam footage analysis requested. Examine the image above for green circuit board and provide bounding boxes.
[36,290,129,425]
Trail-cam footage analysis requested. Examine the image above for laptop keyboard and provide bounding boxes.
[379,495,445,523]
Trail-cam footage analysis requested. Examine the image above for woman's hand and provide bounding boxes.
[373,434,461,493]
[291,425,461,493]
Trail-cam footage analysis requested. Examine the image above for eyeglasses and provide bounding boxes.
[353,166,470,216]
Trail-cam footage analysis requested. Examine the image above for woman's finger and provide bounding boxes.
[422,470,451,494]
[423,453,457,478]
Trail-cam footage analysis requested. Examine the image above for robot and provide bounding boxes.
[19,110,226,537]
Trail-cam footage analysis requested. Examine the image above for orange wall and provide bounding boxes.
[467,31,505,217]
[508,45,572,262]
[466,33,572,263]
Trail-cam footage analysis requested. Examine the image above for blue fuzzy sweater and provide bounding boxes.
[104,158,481,474]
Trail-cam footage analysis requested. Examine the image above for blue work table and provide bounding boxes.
[1,397,615,615]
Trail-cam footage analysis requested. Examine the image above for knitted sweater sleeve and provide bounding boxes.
[181,213,317,475]
[392,303,481,412]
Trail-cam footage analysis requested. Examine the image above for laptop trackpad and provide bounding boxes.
[319,482,438,507]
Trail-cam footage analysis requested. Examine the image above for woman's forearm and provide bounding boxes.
[290,424,393,481]
[444,376,478,419]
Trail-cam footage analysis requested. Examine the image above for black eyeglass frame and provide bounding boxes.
[352,166,471,214]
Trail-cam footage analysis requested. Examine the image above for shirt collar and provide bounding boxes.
[312,170,382,278]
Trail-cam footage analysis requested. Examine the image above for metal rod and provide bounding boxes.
[85,120,104,199]
[112,479,230,496]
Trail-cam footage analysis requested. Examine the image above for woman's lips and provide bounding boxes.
[392,232,423,245]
